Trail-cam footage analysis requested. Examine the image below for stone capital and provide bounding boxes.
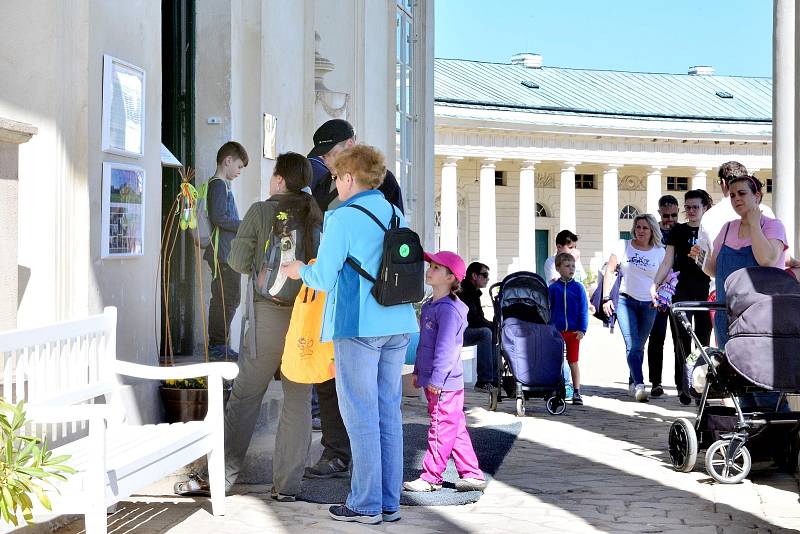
[603,164,623,174]
[480,158,501,169]
[694,167,712,175]
[519,159,540,171]
[560,161,581,172]
[442,156,462,168]
[647,165,666,175]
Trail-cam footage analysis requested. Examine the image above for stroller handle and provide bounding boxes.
[672,300,726,313]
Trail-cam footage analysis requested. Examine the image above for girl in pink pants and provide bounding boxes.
[404,251,486,493]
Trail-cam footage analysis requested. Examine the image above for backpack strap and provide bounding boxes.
[343,203,398,283]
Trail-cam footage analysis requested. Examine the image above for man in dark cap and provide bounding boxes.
[308,118,404,213]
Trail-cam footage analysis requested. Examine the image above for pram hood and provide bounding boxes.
[494,271,551,324]
[723,267,800,391]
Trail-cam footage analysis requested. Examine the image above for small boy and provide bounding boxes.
[205,141,248,360]
[548,252,589,405]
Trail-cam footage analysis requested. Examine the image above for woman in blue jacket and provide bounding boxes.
[282,145,418,525]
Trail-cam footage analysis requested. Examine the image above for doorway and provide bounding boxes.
[535,229,549,275]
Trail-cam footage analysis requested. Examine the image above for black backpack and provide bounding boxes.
[345,204,424,306]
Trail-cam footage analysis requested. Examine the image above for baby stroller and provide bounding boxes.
[667,266,800,484]
[489,271,567,417]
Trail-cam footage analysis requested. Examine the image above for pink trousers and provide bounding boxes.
[420,388,484,484]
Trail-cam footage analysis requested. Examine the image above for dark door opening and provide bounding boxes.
[161,0,196,357]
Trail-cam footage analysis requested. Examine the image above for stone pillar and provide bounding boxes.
[439,157,461,252]
[602,165,621,258]
[693,168,710,192]
[646,167,664,215]
[559,163,579,232]
[518,160,539,272]
[479,159,499,277]
[775,0,796,250]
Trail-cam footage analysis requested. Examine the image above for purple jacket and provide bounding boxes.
[414,296,468,391]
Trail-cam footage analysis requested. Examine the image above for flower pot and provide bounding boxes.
[160,385,232,423]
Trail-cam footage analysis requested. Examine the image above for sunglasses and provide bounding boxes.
[661,213,679,219]
[477,271,490,278]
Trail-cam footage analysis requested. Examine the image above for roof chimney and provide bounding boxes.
[688,65,714,76]
[511,53,543,69]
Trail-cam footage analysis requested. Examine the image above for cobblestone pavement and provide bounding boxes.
[55,324,800,533]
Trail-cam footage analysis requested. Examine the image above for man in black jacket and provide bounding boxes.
[459,262,498,394]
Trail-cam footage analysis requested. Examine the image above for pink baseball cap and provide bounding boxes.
[423,250,466,282]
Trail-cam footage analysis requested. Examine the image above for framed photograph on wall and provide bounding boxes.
[101,162,145,258]
[101,54,146,158]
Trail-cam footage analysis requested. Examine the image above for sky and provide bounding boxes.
[435,0,773,78]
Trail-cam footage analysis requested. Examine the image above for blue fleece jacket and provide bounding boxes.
[299,189,418,341]
[548,278,589,333]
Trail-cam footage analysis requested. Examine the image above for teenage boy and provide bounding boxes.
[543,230,587,284]
[548,253,589,405]
[646,195,678,397]
[458,262,498,397]
[205,141,248,360]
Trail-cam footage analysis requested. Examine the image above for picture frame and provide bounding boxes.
[101,54,146,158]
[263,112,277,159]
[101,162,145,258]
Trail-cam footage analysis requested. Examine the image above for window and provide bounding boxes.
[535,203,548,217]
[766,178,773,193]
[620,231,632,240]
[395,1,415,222]
[575,174,595,189]
[495,170,506,186]
[667,176,689,191]
[619,205,640,220]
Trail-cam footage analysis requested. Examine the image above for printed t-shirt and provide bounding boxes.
[613,239,665,302]
[666,223,711,299]
[711,215,788,269]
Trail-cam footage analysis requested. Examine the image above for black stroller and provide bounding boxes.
[667,266,800,483]
[489,271,567,417]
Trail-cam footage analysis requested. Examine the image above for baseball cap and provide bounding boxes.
[423,251,466,282]
[308,119,355,158]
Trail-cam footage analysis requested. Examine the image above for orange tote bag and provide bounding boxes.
[281,276,335,384]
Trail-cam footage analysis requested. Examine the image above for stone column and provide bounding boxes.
[602,165,621,258]
[559,163,579,232]
[646,167,664,215]
[693,168,710,192]
[518,160,539,272]
[776,0,796,250]
[479,159,500,277]
[439,157,461,252]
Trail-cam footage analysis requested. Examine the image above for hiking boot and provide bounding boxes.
[328,505,381,524]
[304,456,349,479]
[402,478,442,492]
[382,510,401,522]
[650,384,664,398]
[208,344,238,361]
[473,382,497,394]
[678,391,693,405]
[572,391,583,405]
[270,486,295,502]
[634,384,649,402]
[455,477,487,492]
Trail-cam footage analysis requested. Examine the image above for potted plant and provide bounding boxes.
[0,399,75,528]
[159,167,232,423]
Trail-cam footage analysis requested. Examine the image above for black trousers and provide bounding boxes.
[316,377,351,463]
[670,309,712,394]
[647,309,669,386]
[208,262,241,346]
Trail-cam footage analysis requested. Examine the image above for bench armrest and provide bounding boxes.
[114,360,239,381]
[25,403,116,424]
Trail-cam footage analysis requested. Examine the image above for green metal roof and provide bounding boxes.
[435,59,772,123]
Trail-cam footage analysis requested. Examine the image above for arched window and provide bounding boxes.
[535,203,548,217]
[619,205,640,220]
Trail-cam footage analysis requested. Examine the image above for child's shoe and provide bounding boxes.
[572,390,583,405]
[455,477,487,492]
[402,478,441,492]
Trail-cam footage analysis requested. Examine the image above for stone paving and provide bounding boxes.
[53,323,800,533]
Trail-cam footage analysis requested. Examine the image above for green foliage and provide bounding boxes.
[0,399,75,527]
[163,377,207,389]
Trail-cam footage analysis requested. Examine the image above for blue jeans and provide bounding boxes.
[463,326,496,384]
[616,294,657,385]
[333,334,409,516]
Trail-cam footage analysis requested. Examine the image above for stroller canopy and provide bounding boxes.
[724,267,800,391]
[494,271,551,325]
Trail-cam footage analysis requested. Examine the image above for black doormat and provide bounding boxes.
[298,421,521,506]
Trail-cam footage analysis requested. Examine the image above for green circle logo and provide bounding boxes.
[399,244,410,258]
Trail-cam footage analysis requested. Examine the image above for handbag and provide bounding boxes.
[590,267,622,331]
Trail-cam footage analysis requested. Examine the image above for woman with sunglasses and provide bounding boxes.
[650,189,713,404]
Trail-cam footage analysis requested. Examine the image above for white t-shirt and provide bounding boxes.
[698,197,775,253]
[612,240,665,302]
[543,255,587,284]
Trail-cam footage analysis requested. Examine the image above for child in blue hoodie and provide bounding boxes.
[548,252,589,405]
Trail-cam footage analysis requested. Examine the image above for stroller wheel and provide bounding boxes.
[668,418,698,472]
[489,387,499,412]
[516,397,525,417]
[705,439,752,484]
[546,395,567,416]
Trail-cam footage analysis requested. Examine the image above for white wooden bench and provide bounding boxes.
[0,307,238,534]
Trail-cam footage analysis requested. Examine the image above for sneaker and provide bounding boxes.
[311,417,322,432]
[678,391,693,405]
[634,384,649,402]
[473,382,496,394]
[572,391,583,405]
[328,505,381,524]
[628,383,636,397]
[173,472,211,497]
[454,477,487,492]
[402,478,442,492]
[270,486,295,502]
[382,510,401,522]
[651,385,664,398]
[304,456,349,479]
[208,344,238,361]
